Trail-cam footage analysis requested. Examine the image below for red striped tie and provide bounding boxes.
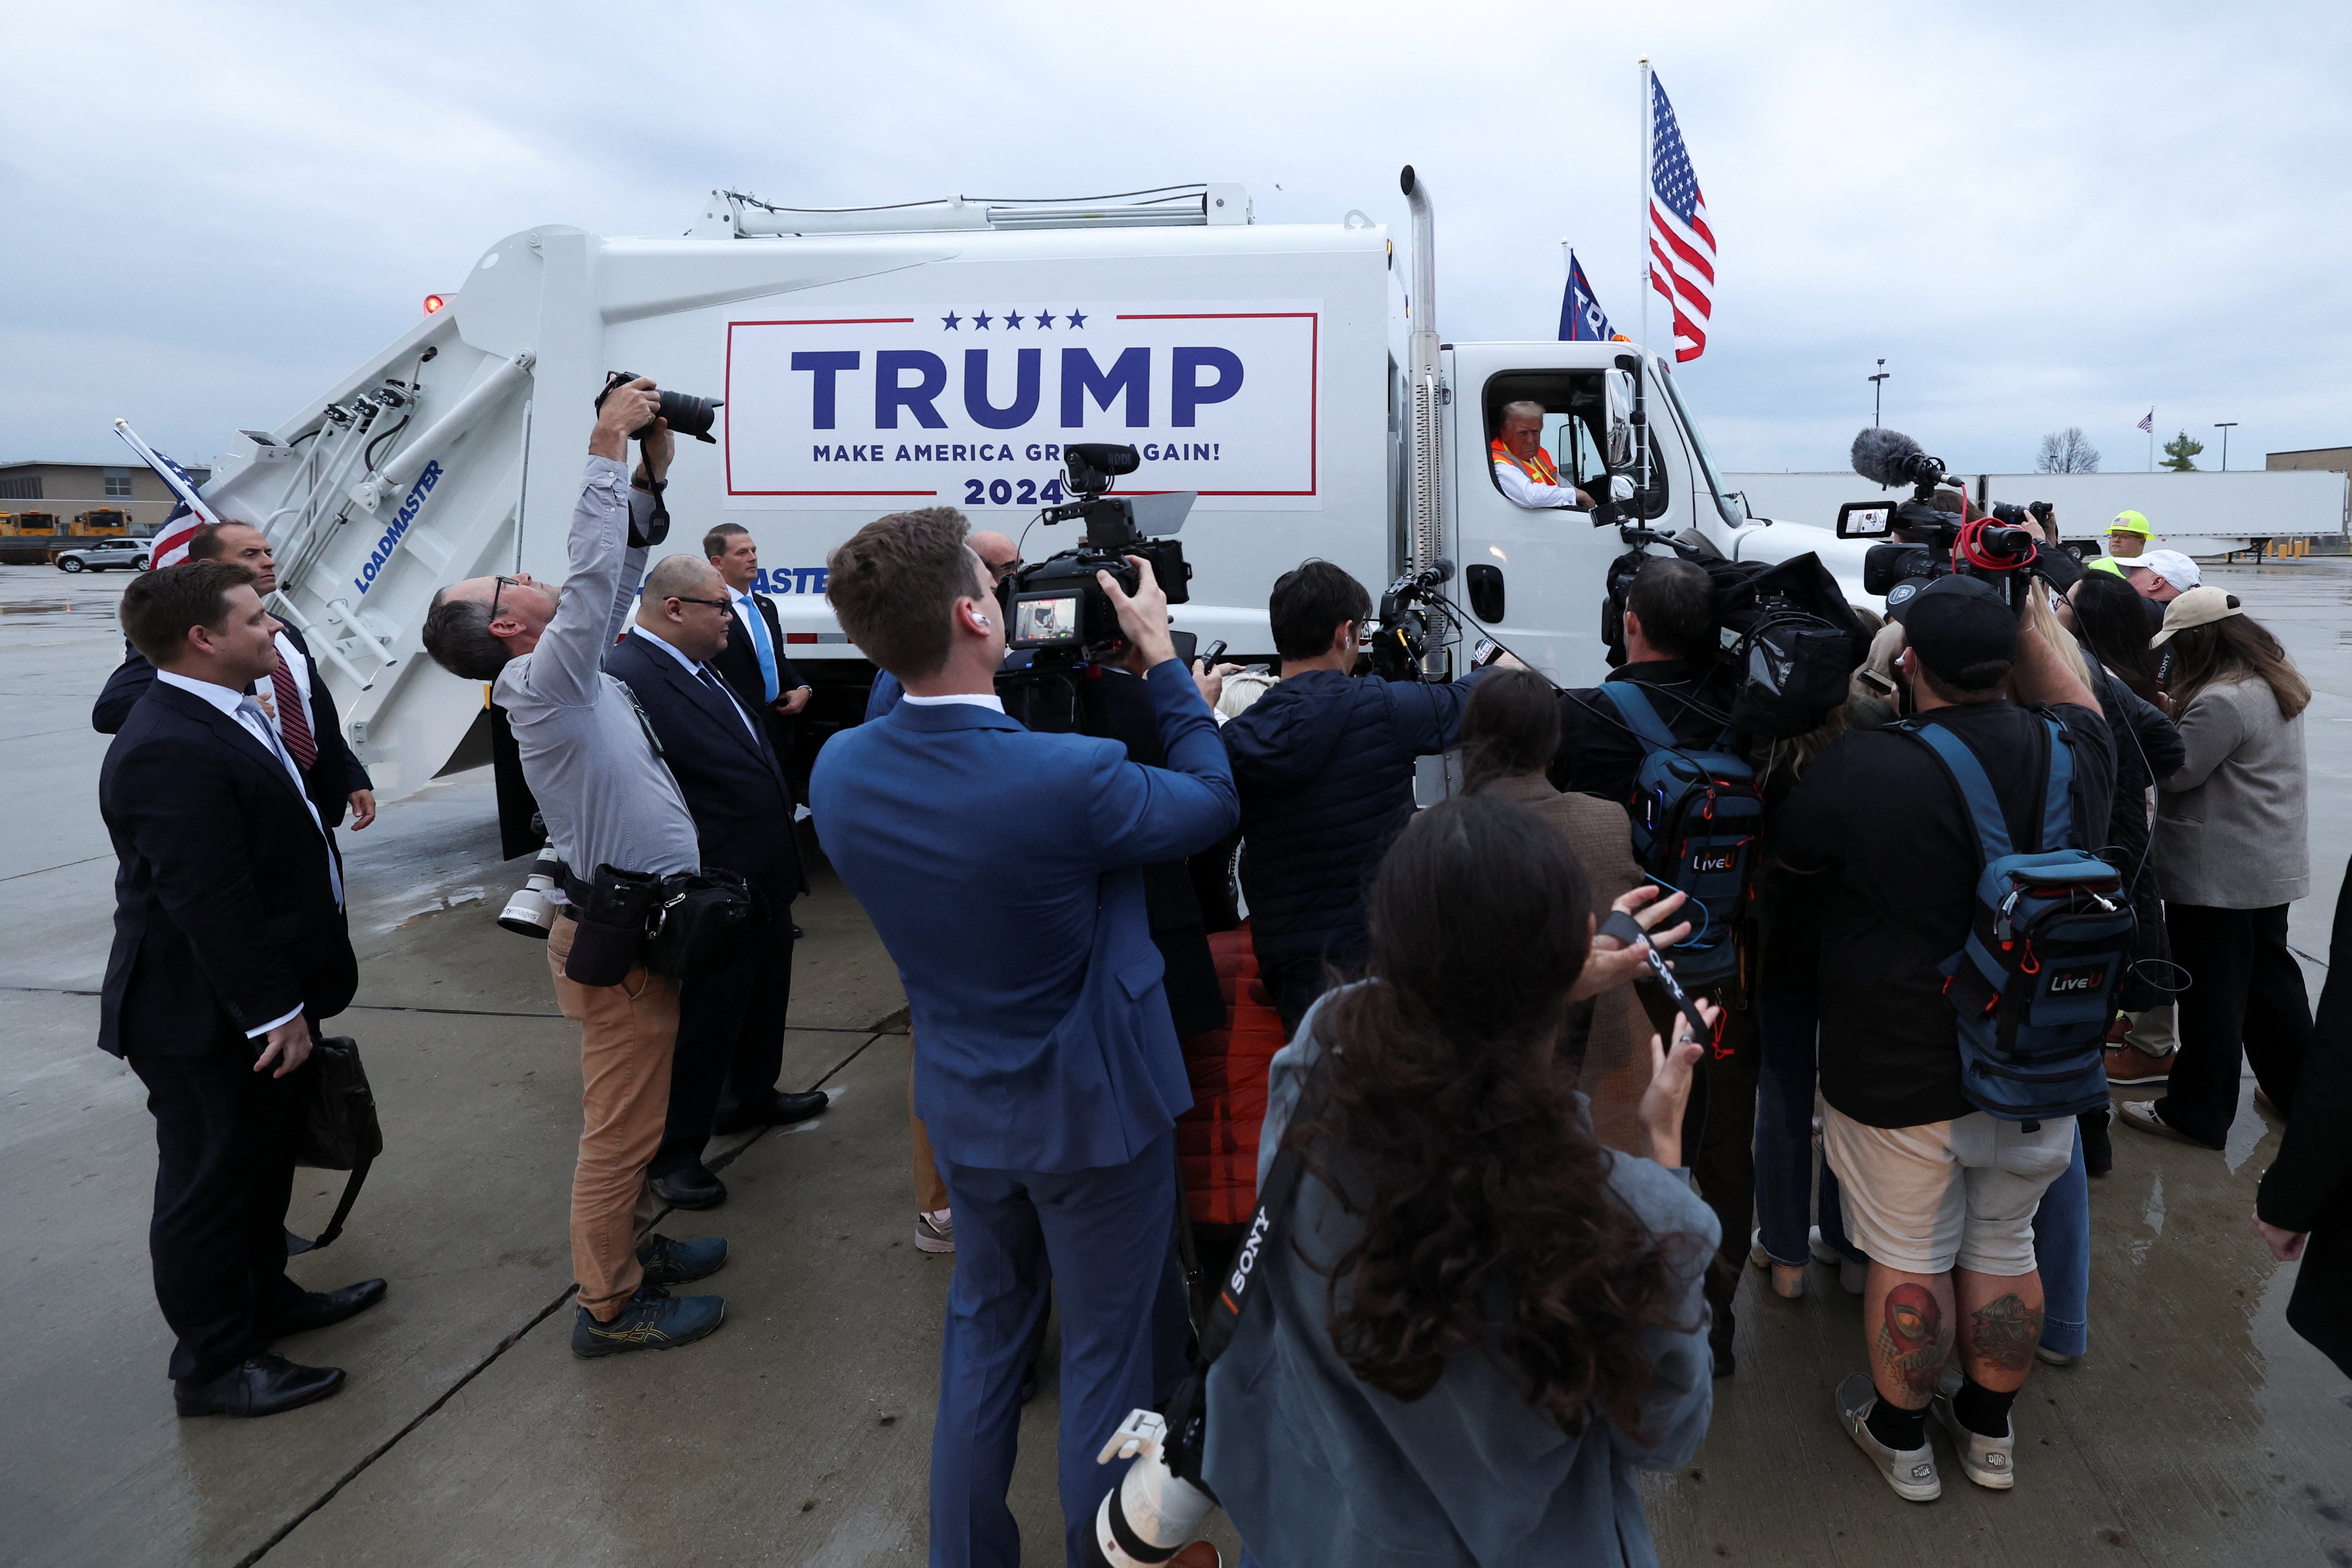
[270,662,318,770]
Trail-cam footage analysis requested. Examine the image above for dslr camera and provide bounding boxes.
[1003,443,1194,660]
[1837,428,2046,611]
[597,371,725,548]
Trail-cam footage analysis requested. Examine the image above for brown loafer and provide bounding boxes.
[2104,1044,2173,1087]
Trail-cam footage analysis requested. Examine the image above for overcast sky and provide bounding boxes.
[6,0,2346,478]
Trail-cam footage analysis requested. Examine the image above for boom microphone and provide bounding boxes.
[1409,556,1455,591]
[1851,427,1950,492]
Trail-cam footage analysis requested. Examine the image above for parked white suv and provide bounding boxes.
[54,538,150,573]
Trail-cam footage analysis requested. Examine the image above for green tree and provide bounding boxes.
[2160,430,2204,472]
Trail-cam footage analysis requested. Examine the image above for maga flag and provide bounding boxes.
[1560,250,1615,342]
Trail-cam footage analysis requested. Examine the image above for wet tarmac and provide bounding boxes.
[1,559,2345,1566]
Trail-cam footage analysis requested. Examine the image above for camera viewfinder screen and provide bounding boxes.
[1837,503,1893,539]
[1013,592,1081,648]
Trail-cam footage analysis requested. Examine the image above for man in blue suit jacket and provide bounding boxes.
[812,509,1237,1568]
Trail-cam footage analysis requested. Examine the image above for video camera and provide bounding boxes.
[1365,558,1455,681]
[1837,429,2047,610]
[1003,443,1194,661]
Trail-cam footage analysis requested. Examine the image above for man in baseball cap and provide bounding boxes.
[1885,573,2022,690]
[2123,548,2200,604]
[2086,510,2153,577]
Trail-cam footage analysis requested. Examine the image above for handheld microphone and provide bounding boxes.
[1851,427,1951,492]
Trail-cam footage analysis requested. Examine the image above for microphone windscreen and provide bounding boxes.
[1431,557,1455,584]
[1852,426,1926,488]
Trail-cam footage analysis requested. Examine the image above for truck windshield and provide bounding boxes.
[1657,366,1744,530]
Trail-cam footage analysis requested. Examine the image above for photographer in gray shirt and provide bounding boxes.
[422,378,729,1361]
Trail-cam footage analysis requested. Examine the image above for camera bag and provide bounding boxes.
[642,870,759,979]
[1900,715,2131,1127]
[563,865,663,987]
[1600,682,1763,991]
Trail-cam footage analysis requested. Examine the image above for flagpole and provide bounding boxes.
[112,419,221,525]
[1638,56,1651,363]
[2148,410,2154,472]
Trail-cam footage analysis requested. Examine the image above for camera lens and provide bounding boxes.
[655,389,722,445]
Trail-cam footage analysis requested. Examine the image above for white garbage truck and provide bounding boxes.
[195,172,1865,805]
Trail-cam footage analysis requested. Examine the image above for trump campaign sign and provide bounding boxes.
[722,301,1320,511]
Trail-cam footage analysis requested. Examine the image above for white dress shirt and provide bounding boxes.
[900,692,1006,712]
[1492,458,1588,510]
[154,669,341,1037]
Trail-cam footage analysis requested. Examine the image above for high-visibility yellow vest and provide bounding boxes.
[1491,435,1562,487]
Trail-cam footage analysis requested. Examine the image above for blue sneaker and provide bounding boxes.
[571,1286,725,1359]
[636,1233,728,1287]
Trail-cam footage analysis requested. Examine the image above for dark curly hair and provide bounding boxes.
[1284,793,1705,1434]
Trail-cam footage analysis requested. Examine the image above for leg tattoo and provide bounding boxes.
[1876,1283,1947,1401]
[1968,1293,2043,1374]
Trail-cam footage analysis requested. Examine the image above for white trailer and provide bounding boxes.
[1729,468,2350,562]
[196,175,1860,801]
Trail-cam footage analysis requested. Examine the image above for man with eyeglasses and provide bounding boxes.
[608,554,827,1211]
[421,381,729,1362]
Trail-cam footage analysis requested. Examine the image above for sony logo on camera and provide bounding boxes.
[2046,963,2109,996]
[1226,1206,1274,1299]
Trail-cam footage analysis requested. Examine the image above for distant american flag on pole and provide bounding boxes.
[1647,73,1716,364]
[112,419,220,567]
[2137,410,2155,433]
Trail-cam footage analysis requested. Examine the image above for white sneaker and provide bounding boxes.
[1808,1227,1868,1294]
[1836,1373,1941,1503]
[916,1208,955,1254]
[1931,1364,2016,1490]
[1750,1231,1805,1299]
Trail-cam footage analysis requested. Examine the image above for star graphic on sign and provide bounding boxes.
[973,311,993,329]
[1066,308,1087,328]
[941,311,962,330]
[1034,309,1055,329]
[1004,309,1024,329]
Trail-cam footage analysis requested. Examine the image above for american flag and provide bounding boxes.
[112,420,219,567]
[1647,73,1716,364]
[2137,409,2155,433]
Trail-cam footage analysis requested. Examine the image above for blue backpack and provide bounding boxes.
[1900,716,2131,1127]
[1601,682,1764,991]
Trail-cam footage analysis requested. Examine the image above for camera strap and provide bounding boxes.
[1195,1053,1326,1366]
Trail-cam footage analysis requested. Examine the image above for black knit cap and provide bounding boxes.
[1885,574,2018,681]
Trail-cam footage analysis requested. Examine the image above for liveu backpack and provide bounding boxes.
[1601,682,1764,991]
[1900,715,2131,1126]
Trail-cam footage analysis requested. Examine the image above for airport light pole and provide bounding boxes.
[1870,360,1889,427]
[2215,421,2237,471]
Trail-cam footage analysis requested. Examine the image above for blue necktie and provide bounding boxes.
[239,696,344,909]
[736,592,780,703]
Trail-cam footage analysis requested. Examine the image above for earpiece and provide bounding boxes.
[972,613,992,628]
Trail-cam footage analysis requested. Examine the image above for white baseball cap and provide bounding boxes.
[2123,548,2201,591]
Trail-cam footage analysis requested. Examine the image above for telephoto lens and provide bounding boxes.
[598,371,724,444]
[1084,1410,1219,1568]
[498,846,563,938]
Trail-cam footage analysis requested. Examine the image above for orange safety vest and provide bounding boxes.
[1491,435,1563,487]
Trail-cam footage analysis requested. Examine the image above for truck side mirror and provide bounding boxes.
[1605,370,1635,470]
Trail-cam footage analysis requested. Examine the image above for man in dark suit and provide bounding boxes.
[93,521,377,831]
[100,561,383,1418]
[607,554,828,1209]
[703,524,813,785]
[811,509,1237,1567]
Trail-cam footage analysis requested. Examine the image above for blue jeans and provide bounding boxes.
[1753,987,1864,1267]
[933,1133,1189,1568]
[2031,1124,2090,1358]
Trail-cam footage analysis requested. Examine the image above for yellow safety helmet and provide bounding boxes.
[2107,510,2152,538]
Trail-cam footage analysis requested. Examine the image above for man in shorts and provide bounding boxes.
[1774,575,2113,1502]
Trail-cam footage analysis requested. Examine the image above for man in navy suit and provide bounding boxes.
[93,521,378,832]
[606,554,829,1210]
[812,509,1237,1568]
[99,561,381,1417]
[702,523,814,784]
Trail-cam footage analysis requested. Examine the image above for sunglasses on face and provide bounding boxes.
[668,594,733,612]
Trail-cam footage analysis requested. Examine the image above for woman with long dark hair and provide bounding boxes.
[2121,588,2314,1150]
[1203,795,1717,1568]
[2066,570,2166,704]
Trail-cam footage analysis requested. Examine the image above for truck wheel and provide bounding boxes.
[59,557,84,573]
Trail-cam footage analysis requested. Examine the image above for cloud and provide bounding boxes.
[4,0,2345,476]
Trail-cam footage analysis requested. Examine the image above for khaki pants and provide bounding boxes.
[547,915,679,1320]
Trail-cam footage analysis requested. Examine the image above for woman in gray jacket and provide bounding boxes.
[1202,794,1718,1568]
[2120,587,2315,1150]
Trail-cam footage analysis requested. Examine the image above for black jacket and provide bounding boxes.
[93,627,374,828]
[606,631,806,906]
[1221,667,1488,970]
[2089,659,2186,1007]
[708,590,809,765]
[1551,658,1728,804]
[2257,856,2352,1377]
[97,680,358,1058]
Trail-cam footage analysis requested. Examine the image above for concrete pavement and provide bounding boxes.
[1,559,2346,1566]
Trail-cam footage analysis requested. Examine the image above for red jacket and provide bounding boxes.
[1177,923,1287,1225]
